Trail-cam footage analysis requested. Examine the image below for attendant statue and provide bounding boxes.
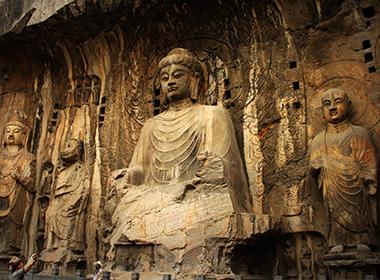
[116,48,251,211]
[43,139,89,262]
[0,111,36,255]
[309,88,377,253]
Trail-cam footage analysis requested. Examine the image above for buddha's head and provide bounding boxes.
[61,139,82,164]
[321,88,351,124]
[157,48,204,104]
[4,111,28,148]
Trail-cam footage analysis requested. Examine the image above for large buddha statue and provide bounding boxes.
[309,88,377,253]
[116,47,251,211]
[107,48,252,272]
[0,111,36,255]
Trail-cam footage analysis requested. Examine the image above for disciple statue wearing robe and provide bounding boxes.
[118,48,251,212]
[0,111,36,255]
[309,88,377,253]
[43,139,89,261]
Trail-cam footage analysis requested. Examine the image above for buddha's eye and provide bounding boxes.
[161,74,169,82]
[322,100,331,107]
[173,72,184,78]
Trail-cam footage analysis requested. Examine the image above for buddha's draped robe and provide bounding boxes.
[129,104,251,212]
[45,162,89,251]
[310,124,377,246]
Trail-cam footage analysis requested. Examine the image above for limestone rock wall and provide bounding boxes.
[0,0,379,278]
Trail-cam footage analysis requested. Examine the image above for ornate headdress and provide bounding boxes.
[6,110,28,130]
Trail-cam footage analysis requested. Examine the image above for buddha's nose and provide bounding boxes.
[328,104,337,110]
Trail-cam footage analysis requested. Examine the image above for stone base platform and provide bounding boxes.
[107,179,273,275]
[324,251,380,280]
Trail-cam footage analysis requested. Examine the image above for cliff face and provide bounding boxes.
[0,0,77,35]
[0,0,379,278]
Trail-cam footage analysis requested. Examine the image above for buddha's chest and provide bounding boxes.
[0,153,23,180]
[150,109,204,182]
[323,132,353,157]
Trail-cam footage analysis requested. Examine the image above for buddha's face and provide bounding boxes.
[61,139,80,161]
[321,90,349,124]
[4,124,24,146]
[160,64,193,102]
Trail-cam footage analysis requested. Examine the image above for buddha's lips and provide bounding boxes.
[168,87,177,92]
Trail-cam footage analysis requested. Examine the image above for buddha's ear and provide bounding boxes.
[321,106,326,119]
[190,72,201,101]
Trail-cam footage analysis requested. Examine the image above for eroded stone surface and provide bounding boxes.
[0,0,379,279]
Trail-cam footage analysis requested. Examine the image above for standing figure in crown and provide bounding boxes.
[0,111,36,256]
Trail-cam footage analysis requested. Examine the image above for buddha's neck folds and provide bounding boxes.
[326,119,350,133]
[168,98,193,111]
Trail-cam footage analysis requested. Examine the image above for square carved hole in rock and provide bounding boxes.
[289,61,297,69]
[364,52,374,63]
[362,40,371,50]
[368,66,376,73]
[362,6,375,19]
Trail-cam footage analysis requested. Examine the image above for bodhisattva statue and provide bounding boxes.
[0,111,36,255]
[309,88,377,253]
[117,48,251,211]
[43,139,89,262]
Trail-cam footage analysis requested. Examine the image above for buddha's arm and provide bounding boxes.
[122,120,154,185]
[123,166,144,185]
[309,136,323,178]
[208,105,236,158]
[206,106,252,211]
[351,130,377,194]
[15,158,36,192]
[196,106,239,183]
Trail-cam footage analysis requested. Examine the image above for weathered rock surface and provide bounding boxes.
[0,0,379,279]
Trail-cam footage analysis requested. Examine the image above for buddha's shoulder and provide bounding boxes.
[19,151,36,164]
[198,104,229,116]
[310,131,324,147]
[24,151,35,160]
[140,117,157,131]
[351,124,370,137]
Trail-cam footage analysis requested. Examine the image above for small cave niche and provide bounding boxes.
[224,89,231,99]
[100,106,106,115]
[153,99,161,108]
[154,88,161,97]
[230,236,277,277]
[230,232,327,278]
[364,52,374,63]
[293,100,301,109]
[368,66,376,73]
[362,6,375,19]
[362,40,371,50]
[153,108,160,116]
[223,78,231,87]
[101,96,107,104]
[289,61,297,69]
